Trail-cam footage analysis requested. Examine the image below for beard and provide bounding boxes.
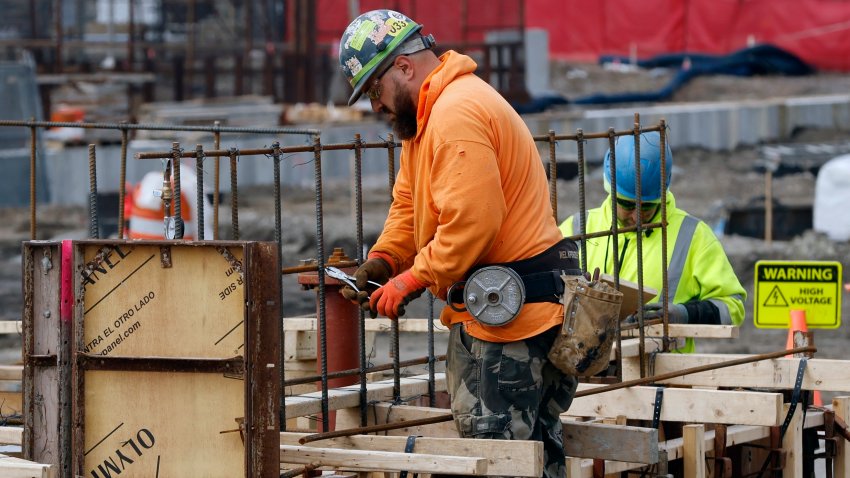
[390,79,418,140]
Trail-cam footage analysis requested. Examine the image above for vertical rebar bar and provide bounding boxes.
[171,142,184,239]
[195,144,204,240]
[313,135,329,432]
[427,292,436,405]
[88,144,99,238]
[353,134,368,426]
[29,120,37,240]
[659,119,670,347]
[548,129,557,221]
[633,114,646,377]
[118,124,128,238]
[229,147,239,240]
[576,128,587,272]
[213,121,221,239]
[386,134,400,402]
[271,140,285,430]
[608,128,622,382]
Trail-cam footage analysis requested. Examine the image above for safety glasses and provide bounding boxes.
[365,59,396,101]
[615,197,659,212]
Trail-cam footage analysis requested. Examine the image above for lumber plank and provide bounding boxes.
[280,444,487,475]
[565,384,784,426]
[281,432,542,477]
[682,424,706,478]
[835,397,850,477]
[622,324,739,339]
[0,321,21,334]
[0,366,22,381]
[783,403,803,478]
[562,421,658,464]
[335,403,458,438]
[0,426,22,445]
[621,354,850,391]
[0,454,54,478]
[284,373,446,419]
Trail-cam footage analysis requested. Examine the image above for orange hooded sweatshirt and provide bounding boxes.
[369,51,564,342]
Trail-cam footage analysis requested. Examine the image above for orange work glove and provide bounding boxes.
[340,257,392,311]
[369,270,426,320]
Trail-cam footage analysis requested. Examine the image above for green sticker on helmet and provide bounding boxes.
[349,20,376,52]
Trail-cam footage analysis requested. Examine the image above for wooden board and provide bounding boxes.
[280,444,487,475]
[600,274,657,319]
[621,354,850,391]
[566,384,784,426]
[280,432,541,477]
[562,421,658,464]
[82,370,244,478]
[22,241,68,473]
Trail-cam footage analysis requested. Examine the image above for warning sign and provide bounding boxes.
[754,260,843,329]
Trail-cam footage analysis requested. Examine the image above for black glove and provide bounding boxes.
[626,302,689,324]
[340,257,392,312]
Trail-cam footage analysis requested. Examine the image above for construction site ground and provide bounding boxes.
[1,62,849,392]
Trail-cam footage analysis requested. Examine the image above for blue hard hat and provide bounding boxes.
[603,132,673,202]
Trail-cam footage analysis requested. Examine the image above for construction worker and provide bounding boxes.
[127,163,213,240]
[559,132,746,352]
[338,10,579,477]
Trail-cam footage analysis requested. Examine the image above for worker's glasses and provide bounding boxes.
[365,59,397,100]
[615,197,659,212]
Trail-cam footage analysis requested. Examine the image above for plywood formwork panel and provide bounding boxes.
[67,241,280,478]
[82,371,244,478]
[79,244,246,358]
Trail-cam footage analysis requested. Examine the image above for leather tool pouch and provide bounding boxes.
[548,275,624,377]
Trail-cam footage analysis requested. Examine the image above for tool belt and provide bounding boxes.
[447,238,583,326]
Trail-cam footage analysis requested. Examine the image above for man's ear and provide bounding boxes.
[395,55,415,80]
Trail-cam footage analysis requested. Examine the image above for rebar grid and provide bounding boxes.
[7,117,673,436]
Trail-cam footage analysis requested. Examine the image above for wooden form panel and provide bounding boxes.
[22,241,69,475]
[69,241,280,478]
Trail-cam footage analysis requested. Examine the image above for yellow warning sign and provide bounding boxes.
[754,260,842,329]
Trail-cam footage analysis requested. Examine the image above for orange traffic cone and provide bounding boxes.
[786,309,822,406]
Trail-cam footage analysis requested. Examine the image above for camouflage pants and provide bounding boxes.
[446,323,578,478]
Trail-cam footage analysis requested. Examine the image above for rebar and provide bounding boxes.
[633,114,646,377]
[353,133,368,427]
[87,144,99,238]
[171,142,184,239]
[195,144,204,240]
[386,133,401,402]
[283,354,447,387]
[576,128,587,272]
[608,128,622,381]
[213,121,221,240]
[548,129,557,220]
[659,119,670,346]
[312,135,329,432]
[271,140,285,430]
[0,119,317,135]
[229,147,239,240]
[118,124,129,238]
[28,121,36,240]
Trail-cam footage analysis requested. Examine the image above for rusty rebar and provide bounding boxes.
[118,124,128,238]
[385,133,400,402]
[172,142,184,239]
[213,121,221,239]
[283,354,447,387]
[312,135,329,433]
[229,147,239,239]
[658,119,670,346]
[297,345,816,444]
[0,119,317,135]
[88,144,98,238]
[353,133,368,427]
[608,128,622,381]
[29,120,37,240]
[633,114,646,377]
[281,260,360,275]
[576,128,587,273]
[548,129,557,221]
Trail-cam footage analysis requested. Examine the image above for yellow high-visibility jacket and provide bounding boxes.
[559,192,746,353]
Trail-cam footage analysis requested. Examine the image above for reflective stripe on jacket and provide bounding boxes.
[559,191,746,353]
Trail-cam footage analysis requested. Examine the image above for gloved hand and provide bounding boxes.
[626,302,690,324]
[340,257,392,311]
[369,269,426,320]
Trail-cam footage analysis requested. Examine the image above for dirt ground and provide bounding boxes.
[1,63,849,373]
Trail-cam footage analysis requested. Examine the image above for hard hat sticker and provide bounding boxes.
[384,18,409,36]
[348,20,376,51]
[345,57,363,79]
